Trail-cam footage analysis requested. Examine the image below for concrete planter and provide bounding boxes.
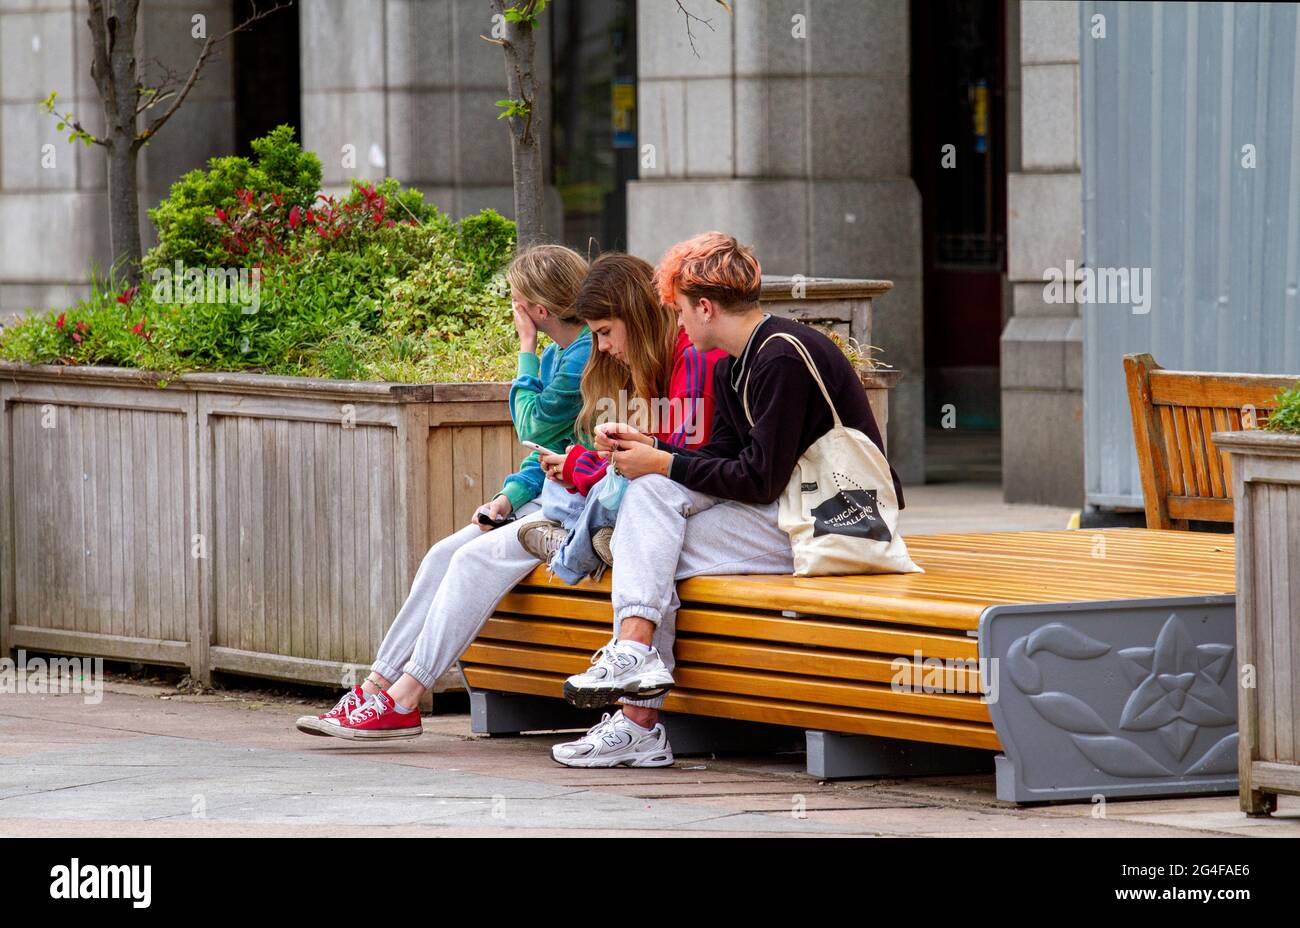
[858,368,903,451]
[1210,428,1300,814]
[759,275,891,348]
[0,362,521,691]
[760,274,901,448]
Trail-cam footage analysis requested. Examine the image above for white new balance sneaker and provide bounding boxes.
[562,640,675,708]
[551,710,674,768]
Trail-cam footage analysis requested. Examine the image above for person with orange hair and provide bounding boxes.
[551,231,905,768]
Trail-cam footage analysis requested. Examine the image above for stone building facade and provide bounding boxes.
[0,0,1087,506]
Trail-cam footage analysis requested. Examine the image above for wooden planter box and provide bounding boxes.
[0,304,901,694]
[0,363,521,691]
[1210,428,1300,814]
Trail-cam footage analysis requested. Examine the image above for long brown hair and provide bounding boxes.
[573,253,679,441]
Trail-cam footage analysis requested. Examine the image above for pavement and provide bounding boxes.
[897,479,1080,534]
[2,476,1288,838]
[2,682,1297,838]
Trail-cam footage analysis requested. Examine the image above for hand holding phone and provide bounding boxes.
[522,439,559,456]
[475,511,515,529]
[595,422,651,453]
[474,495,515,531]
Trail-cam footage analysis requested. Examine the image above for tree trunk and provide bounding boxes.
[88,0,144,284]
[494,2,545,250]
[106,140,142,284]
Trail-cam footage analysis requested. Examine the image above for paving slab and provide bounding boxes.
[0,686,1294,837]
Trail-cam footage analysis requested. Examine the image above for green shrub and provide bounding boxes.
[1264,385,1300,434]
[1,208,518,383]
[144,125,322,272]
[0,126,522,384]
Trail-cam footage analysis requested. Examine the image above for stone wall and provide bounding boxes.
[0,0,234,322]
[299,0,560,228]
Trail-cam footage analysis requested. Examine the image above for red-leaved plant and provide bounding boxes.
[207,184,409,263]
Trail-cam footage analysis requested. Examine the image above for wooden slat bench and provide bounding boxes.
[1123,351,1296,528]
[463,530,1236,801]
[458,353,1271,803]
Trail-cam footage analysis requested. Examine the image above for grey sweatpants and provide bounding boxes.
[370,499,549,689]
[609,474,795,709]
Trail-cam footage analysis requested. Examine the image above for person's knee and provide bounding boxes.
[429,527,473,562]
[446,533,490,572]
[622,473,682,510]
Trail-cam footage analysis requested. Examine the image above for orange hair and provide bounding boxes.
[653,231,762,311]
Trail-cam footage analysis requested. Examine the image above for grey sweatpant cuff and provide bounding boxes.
[399,661,437,690]
[370,660,404,687]
[614,604,664,629]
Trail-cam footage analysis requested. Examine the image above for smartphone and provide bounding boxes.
[522,440,560,456]
[476,511,515,529]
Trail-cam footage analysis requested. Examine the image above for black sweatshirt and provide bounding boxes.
[665,314,905,509]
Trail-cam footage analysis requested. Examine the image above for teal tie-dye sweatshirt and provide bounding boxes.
[498,327,593,511]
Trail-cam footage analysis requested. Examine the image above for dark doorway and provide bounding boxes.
[232,0,301,156]
[550,0,637,254]
[911,0,1007,480]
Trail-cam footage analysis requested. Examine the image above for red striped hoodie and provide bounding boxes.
[561,327,725,496]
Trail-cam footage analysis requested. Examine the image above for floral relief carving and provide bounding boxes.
[1005,614,1237,779]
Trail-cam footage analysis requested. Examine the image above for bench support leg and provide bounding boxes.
[806,731,994,780]
[466,688,603,736]
[981,595,1239,804]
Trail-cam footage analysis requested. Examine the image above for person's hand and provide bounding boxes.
[472,494,513,532]
[539,446,576,489]
[512,302,538,355]
[610,438,671,480]
[594,422,652,455]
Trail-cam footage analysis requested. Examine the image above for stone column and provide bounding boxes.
[627,0,923,486]
[0,0,234,322]
[300,0,559,228]
[1000,0,1083,506]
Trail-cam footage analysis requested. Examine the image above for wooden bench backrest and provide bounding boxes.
[1123,352,1298,529]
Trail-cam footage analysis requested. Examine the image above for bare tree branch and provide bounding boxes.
[139,0,291,145]
[674,0,715,58]
[134,57,186,115]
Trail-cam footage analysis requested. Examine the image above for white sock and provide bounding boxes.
[622,713,654,732]
[620,639,652,654]
[392,700,414,714]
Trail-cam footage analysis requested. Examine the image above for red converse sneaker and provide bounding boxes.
[295,686,369,736]
[329,690,422,740]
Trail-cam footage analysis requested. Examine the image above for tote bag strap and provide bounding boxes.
[742,331,843,430]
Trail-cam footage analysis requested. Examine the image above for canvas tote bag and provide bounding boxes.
[743,332,923,577]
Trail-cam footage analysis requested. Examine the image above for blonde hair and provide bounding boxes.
[505,244,589,322]
[573,253,679,442]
